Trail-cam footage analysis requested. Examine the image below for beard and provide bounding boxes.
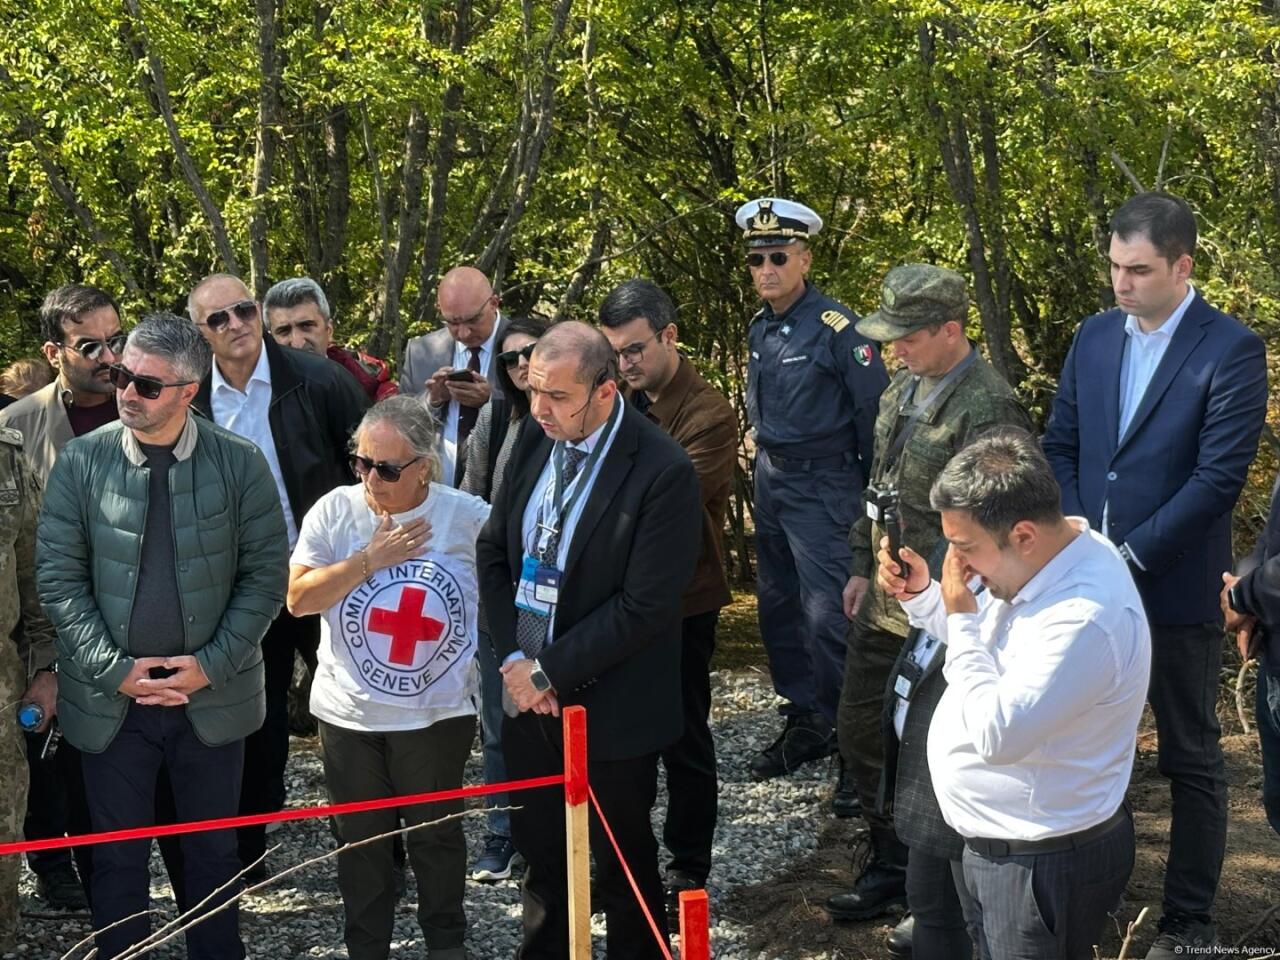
[62,361,114,396]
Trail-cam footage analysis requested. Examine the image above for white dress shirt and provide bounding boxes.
[440,317,501,486]
[507,395,625,657]
[907,520,1150,841]
[210,344,298,547]
[1102,284,1195,567]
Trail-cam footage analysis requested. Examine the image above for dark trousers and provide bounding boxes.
[905,849,971,959]
[503,711,668,960]
[80,703,245,960]
[238,608,319,867]
[319,715,475,959]
[1257,653,1280,838]
[1147,621,1227,923]
[836,617,903,833]
[24,735,93,885]
[753,454,860,724]
[661,610,719,884]
[956,813,1134,960]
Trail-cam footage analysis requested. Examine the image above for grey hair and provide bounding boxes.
[263,277,331,326]
[351,395,442,483]
[929,428,1062,544]
[126,312,213,383]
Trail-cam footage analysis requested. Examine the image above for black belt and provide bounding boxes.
[965,805,1129,858]
[762,448,854,473]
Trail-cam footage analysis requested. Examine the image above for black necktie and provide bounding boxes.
[453,347,483,484]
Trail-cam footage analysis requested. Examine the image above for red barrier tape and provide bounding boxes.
[587,785,674,960]
[0,774,565,857]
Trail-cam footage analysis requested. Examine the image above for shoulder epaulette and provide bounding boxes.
[0,426,22,447]
[821,310,850,333]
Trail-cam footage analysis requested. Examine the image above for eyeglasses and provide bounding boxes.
[498,343,537,367]
[201,300,258,332]
[108,364,195,400]
[615,330,663,364]
[442,300,491,329]
[61,333,127,361]
[745,251,793,268]
[350,454,423,482]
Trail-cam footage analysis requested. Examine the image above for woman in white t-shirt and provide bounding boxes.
[287,395,489,960]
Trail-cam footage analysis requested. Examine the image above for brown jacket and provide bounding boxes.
[634,356,736,617]
[0,380,74,481]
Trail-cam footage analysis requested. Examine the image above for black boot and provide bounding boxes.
[887,913,913,958]
[832,755,861,819]
[823,827,908,921]
[749,713,836,781]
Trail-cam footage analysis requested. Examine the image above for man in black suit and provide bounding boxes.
[477,321,701,960]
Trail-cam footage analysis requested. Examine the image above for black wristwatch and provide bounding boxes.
[1228,580,1249,616]
[529,659,552,692]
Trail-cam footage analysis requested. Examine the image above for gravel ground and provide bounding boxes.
[13,669,838,960]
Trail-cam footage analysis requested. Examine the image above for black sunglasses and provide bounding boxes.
[498,343,537,367]
[202,299,258,331]
[350,454,423,482]
[109,364,195,400]
[61,333,127,361]
[745,251,793,268]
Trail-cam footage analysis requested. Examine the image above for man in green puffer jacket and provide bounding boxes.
[35,313,287,960]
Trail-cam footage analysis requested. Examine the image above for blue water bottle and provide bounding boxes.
[17,702,44,731]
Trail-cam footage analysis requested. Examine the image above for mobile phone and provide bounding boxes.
[148,666,177,681]
[446,369,475,383]
[884,503,909,578]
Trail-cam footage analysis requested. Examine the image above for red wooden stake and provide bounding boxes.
[678,888,710,960]
[562,705,590,960]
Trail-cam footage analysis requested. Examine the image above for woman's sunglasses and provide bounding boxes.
[350,454,422,482]
[202,300,258,331]
[108,364,195,400]
[61,333,127,361]
[498,343,537,367]
[745,251,793,268]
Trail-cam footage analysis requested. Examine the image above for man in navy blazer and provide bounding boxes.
[1043,192,1268,956]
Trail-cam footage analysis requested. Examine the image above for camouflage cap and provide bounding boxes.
[855,264,968,342]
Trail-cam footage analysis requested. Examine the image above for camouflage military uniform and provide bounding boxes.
[835,266,1031,917]
[0,426,57,947]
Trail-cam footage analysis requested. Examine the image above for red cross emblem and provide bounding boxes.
[367,587,446,666]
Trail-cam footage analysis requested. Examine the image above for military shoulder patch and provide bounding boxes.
[820,310,850,333]
[0,427,22,447]
[853,344,874,367]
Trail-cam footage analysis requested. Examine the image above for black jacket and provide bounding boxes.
[1231,471,1280,672]
[194,335,370,524]
[477,402,701,761]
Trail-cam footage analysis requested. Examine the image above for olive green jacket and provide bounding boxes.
[36,413,287,752]
[849,351,1032,636]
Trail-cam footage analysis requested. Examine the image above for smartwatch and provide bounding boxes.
[1228,580,1248,616]
[529,659,552,693]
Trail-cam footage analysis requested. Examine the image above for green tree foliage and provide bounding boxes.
[3,0,1279,568]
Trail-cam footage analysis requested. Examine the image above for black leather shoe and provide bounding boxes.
[887,913,913,958]
[35,862,88,911]
[832,755,861,819]
[663,872,703,935]
[750,713,836,781]
[824,828,908,921]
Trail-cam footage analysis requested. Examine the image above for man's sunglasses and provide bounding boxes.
[202,300,258,331]
[745,251,794,268]
[60,333,127,361]
[350,454,423,482]
[498,343,537,367]
[108,364,195,400]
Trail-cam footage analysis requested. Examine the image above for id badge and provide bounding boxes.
[866,500,882,522]
[534,564,562,605]
[893,660,923,702]
[516,555,551,614]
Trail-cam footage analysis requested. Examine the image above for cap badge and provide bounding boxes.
[753,200,779,232]
[882,283,897,309]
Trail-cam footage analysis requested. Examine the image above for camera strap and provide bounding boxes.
[877,347,977,485]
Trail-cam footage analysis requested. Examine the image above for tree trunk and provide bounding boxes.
[121,0,240,276]
[248,0,283,297]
